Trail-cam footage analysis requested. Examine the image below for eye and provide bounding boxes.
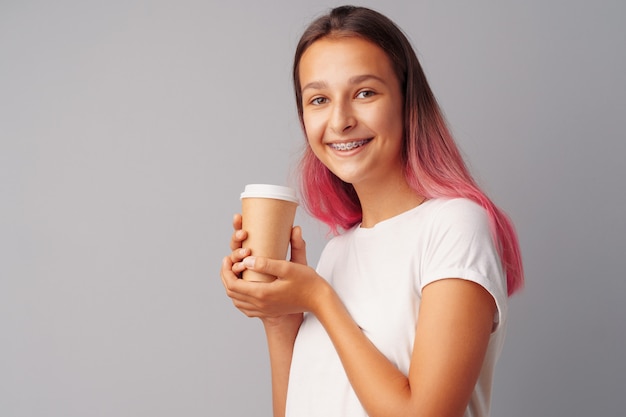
[356,90,376,99]
[310,96,328,106]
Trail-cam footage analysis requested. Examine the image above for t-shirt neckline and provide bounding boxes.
[354,198,435,234]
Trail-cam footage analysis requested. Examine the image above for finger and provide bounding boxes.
[232,259,247,275]
[221,256,247,290]
[222,258,293,318]
[290,226,308,265]
[220,256,237,288]
[221,259,254,308]
[229,215,248,251]
[243,256,292,280]
[232,213,243,231]
[230,297,263,318]
[221,257,263,300]
[229,247,251,264]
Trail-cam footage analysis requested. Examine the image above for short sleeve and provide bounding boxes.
[420,199,508,329]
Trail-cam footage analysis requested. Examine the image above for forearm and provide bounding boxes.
[262,314,303,417]
[312,285,414,417]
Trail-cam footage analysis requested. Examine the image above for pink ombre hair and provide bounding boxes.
[293,6,523,295]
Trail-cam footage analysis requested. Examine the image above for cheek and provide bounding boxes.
[302,122,326,160]
[379,108,404,141]
[302,115,323,144]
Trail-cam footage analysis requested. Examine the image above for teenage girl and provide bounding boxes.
[221,6,523,417]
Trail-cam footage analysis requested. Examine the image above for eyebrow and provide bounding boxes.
[301,74,387,93]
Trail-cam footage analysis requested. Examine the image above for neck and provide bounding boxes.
[354,174,426,228]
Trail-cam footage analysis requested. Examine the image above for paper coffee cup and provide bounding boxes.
[240,184,299,282]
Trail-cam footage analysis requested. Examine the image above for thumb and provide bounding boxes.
[290,226,308,265]
[243,256,276,275]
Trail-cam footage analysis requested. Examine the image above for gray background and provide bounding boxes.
[1,0,624,416]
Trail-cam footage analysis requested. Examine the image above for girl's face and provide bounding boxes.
[299,36,404,189]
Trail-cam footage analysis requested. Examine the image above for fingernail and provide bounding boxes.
[243,256,256,268]
[239,248,248,256]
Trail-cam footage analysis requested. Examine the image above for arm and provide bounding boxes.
[235,257,496,417]
[221,215,305,417]
[315,278,495,417]
[262,314,302,417]
[260,225,308,417]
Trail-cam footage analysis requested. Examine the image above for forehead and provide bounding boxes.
[299,36,397,85]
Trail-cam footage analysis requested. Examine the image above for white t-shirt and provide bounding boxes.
[285,198,508,417]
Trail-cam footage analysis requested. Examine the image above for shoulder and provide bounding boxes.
[418,198,498,272]
[428,197,487,218]
[316,227,356,263]
[325,225,358,246]
[422,198,491,233]
[420,199,507,327]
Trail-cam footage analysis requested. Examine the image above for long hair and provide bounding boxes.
[293,5,523,295]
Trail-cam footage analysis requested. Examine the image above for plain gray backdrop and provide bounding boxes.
[1,0,625,416]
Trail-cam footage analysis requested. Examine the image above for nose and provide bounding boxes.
[329,100,356,134]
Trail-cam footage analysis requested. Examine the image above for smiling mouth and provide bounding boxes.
[328,138,372,151]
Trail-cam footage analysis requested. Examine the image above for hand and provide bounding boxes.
[242,254,326,316]
[221,222,328,320]
[222,256,326,319]
[220,214,325,318]
[223,212,308,279]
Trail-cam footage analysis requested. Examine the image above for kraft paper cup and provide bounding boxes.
[240,184,299,282]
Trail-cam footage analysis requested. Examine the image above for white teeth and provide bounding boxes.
[329,139,370,151]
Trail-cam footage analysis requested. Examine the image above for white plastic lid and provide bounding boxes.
[240,184,299,204]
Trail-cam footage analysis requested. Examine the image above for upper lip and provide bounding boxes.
[326,138,372,144]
